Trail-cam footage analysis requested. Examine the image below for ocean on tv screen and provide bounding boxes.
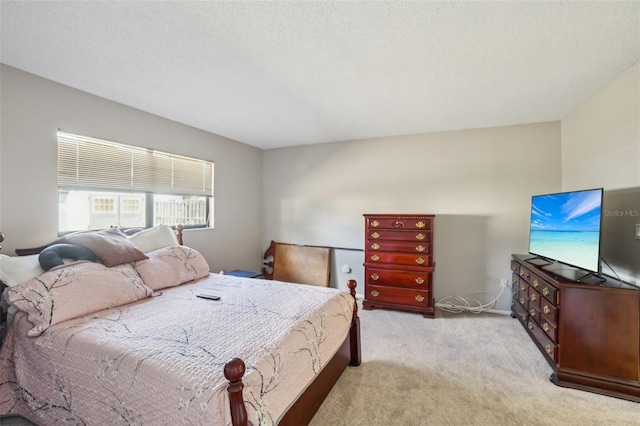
[529,189,602,272]
[529,230,600,271]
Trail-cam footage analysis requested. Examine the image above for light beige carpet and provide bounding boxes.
[310,307,640,426]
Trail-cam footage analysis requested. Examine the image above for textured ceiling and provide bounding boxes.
[1,1,639,149]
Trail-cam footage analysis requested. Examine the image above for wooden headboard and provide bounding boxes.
[262,241,331,287]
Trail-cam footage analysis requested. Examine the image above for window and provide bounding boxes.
[92,197,116,213]
[58,132,213,233]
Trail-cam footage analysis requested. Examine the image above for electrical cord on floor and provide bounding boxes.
[436,286,507,314]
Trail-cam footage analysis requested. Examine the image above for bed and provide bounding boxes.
[0,226,361,426]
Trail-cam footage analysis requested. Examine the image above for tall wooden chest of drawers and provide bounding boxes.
[363,214,435,318]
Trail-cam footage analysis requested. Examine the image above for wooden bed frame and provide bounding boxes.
[262,240,331,287]
[0,228,362,426]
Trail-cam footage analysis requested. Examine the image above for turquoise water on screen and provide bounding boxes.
[529,230,600,271]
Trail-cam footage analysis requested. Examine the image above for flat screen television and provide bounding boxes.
[528,188,604,281]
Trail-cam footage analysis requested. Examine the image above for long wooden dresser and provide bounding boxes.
[511,254,640,402]
[363,214,435,318]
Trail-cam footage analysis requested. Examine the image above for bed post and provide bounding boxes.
[175,224,184,246]
[224,358,248,426]
[347,279,362,366]
[261,240,276,280]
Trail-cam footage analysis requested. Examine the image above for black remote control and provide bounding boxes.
[196,294,220,301]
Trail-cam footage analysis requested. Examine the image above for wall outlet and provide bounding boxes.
[500,278,509,288]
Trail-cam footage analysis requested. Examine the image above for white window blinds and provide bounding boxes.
[58,132,213,196]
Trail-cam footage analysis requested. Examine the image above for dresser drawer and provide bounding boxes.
[366,284,430,308]
[511,259,519,274]
[528,303,541,323]
[540,300,558,327]
[367,217,432,230]
[539,315,558,342]
[513,274,526,293]
[518,265,534,284]
[511,279,519,298]
[527,319,557,363]
[528,287,541,310]
[512,298,528,324]
[365,252,432,267]
[365,267,432,289]
[539,280,558,305]
[518,288,529,307]
[366,229,431,243]
[529,273,545,291]
[366,240,431,254]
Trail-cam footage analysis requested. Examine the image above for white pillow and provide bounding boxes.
[127,225,179,253]
[0,254,45,287]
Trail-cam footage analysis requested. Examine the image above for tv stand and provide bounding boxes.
[575,270,607,283]
[525,255,553,267]
[511,254,640,402]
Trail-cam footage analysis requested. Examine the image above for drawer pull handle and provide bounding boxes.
[415,257,425,265]
[415,233,425,240]
[532,278,539,288]
[511,301,515,306]
[415,277,425,285]
[415,245,426,252]
[415,295,425,302]
[371,220,380,227]
[542,323,550,332]
[393,221,404,228]
[370,255,380,262]
[520,270,525,277]
[520,284,525,291]
[511,265,516,271]
[542,287,550,297]
[527,322,533,330]
[371,232,380,239]
[543,305,551,315]
[545,344,552,355]
[415,221,426,229]
[519,297,525,305]
[370,243,380,250]
[521,313,527,321]
[530,294,537,302]
[513,277,518,285]
[371,273,380,280]
[529,308,535,316]
[371,290,380,297]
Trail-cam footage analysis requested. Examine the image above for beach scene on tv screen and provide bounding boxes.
[529,190,602,272]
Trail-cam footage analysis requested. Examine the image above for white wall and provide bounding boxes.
[0,65,264,273]
[561,61,640,285]
[561,62,640,190]
[263,122,562,310]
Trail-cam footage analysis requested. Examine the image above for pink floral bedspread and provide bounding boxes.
[0,274,354,425]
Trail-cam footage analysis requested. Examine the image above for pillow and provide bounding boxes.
[38,243,98,271]
[66,228,148,267]
[6,262,154,336]
[133,245,210,290]
[127,224,179,253]
[0,254,45,287]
